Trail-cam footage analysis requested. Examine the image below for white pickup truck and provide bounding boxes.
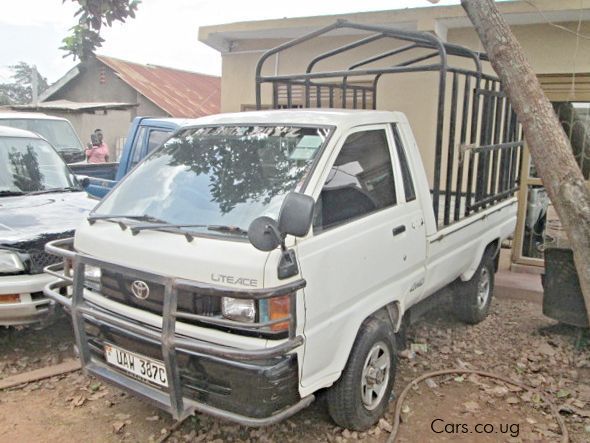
[44,22,523,430]
[45,108,517,428]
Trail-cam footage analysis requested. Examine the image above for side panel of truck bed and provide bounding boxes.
[70,162,118,180]
[421,198,517,301]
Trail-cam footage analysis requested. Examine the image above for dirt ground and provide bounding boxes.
[1,296,589,443]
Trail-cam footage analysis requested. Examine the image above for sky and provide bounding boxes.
[0,0,468,85]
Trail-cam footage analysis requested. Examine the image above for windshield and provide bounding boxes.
[0,119,83,151]
[93,125,332,235]
[0,136,77,193]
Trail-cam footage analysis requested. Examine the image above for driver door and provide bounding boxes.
[297,124,427,387]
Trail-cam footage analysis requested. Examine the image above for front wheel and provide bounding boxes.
[453,251,495,324]
[326,316,396,431]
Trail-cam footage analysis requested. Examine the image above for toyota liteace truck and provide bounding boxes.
[45,21,523,430]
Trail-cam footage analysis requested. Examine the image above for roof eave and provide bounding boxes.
[39,65,81,102]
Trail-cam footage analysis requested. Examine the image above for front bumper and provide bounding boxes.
[84,318,305,421]
[43,238,312,425]
[0,273,56,326]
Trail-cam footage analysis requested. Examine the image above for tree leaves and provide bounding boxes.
[61,0,141,61]
[0,62,49,105]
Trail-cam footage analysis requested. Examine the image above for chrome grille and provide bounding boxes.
[99,269,221,318]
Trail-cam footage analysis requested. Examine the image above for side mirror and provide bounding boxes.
[278,192,315,238]
[247,216,281,252]
[248,192,315,252]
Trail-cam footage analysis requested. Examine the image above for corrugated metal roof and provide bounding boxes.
[97,55,220,118]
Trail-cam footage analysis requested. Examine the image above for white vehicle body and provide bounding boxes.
[0,125,96,326]
[46,110,516,423]
[0,273,56,326]
[0,112,86,163]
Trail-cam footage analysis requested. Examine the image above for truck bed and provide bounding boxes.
[255,20,524,231]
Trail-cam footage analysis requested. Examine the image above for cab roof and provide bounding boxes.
[185,109,405,128]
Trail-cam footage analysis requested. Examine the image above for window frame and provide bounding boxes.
[145,128,173,156]
[390,123,417,203]
[128,126,147,169]
[312,124,403,234]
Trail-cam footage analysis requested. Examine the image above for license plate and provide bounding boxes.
[104,344,168,387]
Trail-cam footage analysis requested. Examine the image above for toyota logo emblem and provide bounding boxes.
[131,280,150,300]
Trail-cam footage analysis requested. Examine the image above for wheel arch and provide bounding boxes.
[325,312,398,430]
[460,236,501,281]
[299,301,402,397]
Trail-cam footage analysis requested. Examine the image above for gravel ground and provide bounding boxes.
[1,296,589,442]
[0,312,76,376]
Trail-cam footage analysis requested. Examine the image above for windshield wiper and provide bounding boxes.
[129,222,210,242]
[88,215,249,242]
[87,214,169,230]
[87,214,200,241]
[206,225,249,236]
[28,186,82,196]
[0,190,26,196]
[131,222,248,242]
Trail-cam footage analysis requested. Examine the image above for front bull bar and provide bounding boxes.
[43,237,313,424]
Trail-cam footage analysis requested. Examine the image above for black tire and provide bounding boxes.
[326,316,396,431]
[453,250,495,324]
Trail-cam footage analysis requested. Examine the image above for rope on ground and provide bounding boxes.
[385,368,569,443]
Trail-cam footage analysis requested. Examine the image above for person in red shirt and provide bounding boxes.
[85,129,110,163]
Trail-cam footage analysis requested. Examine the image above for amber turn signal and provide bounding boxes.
[0,294,20,304]
[268,295,291,332]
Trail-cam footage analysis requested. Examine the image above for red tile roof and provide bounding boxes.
[97,55,220,118]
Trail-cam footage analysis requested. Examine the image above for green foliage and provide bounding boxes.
[61,0,141,61]
[0,62,49,105]
[0,93,11,106]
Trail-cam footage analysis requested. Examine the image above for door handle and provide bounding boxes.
[392,225,406,236]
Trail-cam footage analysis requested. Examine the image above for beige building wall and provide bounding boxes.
[48,57,169,120]
[135,94,168,118]
[49,57,137,105]
[77,110,134,159]
[217,19,590,185]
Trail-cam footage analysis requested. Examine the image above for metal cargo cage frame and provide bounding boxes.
[255,20,524,227]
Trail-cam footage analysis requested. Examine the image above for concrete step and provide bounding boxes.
[494,269,543,304]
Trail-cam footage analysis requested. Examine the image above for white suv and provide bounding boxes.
[0,112,85,163]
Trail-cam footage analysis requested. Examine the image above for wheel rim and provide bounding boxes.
[361,342,391,410]
[477,267,491,309]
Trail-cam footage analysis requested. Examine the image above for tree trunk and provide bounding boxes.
[461,0,590,321]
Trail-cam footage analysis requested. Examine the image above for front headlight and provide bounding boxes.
[221,297,256,323]
[0,250,25,273]
[84,265,102,291]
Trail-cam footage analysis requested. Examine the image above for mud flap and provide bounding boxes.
[542,248,589,328]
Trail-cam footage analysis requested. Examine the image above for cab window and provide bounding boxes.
[314,129,396,231]
[146,129,172,155]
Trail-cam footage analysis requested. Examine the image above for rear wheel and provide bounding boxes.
[326,316,396,431]
[453,250,495,324]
